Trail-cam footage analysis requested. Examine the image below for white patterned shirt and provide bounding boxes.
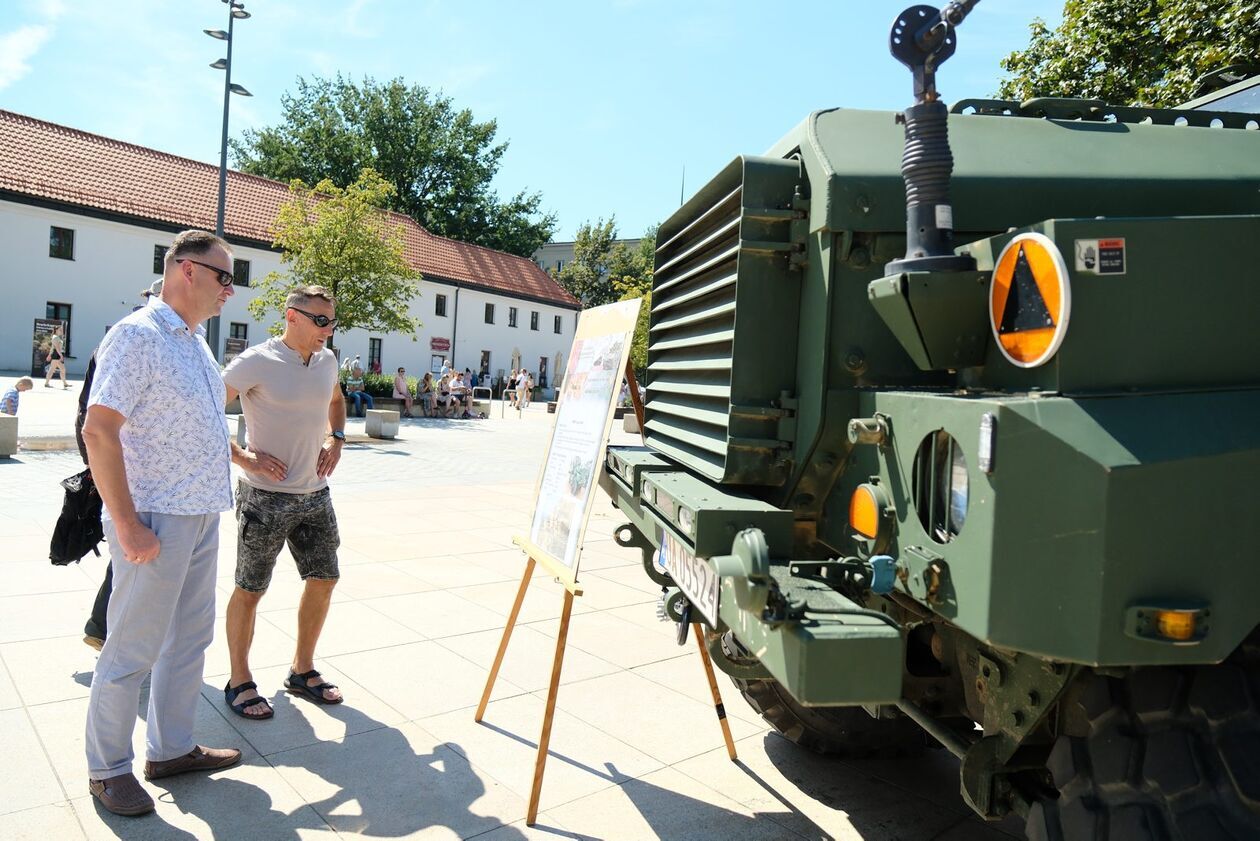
[88,298,232,517]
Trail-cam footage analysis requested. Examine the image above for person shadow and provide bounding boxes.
[252,696,532,839]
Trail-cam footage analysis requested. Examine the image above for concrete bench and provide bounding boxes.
[365,409,400,439]
[0,415,16,456]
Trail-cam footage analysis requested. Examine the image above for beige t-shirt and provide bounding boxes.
[222,337,338,494]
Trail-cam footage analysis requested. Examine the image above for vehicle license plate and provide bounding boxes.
[656,531,720,627]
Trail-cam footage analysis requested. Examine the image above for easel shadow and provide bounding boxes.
[475,720,833,838]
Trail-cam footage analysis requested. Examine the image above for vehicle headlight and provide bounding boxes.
[912,429,969,543]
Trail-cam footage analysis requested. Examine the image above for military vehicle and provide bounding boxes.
[597,2,1260,838]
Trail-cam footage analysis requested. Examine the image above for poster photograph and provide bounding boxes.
[527,298,640,577]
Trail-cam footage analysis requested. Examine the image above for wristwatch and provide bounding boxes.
[329,430,346,442]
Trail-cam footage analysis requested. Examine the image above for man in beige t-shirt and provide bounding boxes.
[221,286,347,719]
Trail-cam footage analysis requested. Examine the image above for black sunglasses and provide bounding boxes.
[176,258,235,287]
[290,307,338,328]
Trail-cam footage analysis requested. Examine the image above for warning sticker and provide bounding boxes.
[1073,238,1126,275]
[989,232,1071,368]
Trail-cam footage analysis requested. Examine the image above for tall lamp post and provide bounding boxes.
[204,0,252,359]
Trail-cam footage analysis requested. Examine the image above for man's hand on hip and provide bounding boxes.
[317,439,343,478]
[117,520,161,564]
[237,446,288,482]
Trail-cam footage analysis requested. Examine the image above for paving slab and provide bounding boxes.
[426,693,663,812]
[329,640,527,720]
[1,634,96,707]
[2,707,68,812]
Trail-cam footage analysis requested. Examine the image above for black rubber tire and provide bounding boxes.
[1028,660,1260,841]
[721,634,930,758]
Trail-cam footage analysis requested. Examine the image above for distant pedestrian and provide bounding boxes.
[45,324,69,388]
[345,364,374,417]
[394,367,414,418]
[515,369,530,410]
[222,284,348,720]
[81,230,242,817]
[0,377,32,415]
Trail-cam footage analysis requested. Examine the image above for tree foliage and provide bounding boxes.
[554,218,656,308]
[232,75,557,257]
[610,226,657,381]
[248,169,422,345]
[997,0,1260,107]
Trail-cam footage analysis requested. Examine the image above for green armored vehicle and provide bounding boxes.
[598,2,1260,838]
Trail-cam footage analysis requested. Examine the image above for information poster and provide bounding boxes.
[527,298,640,579]
[31,318,66,377]
[224,337,249,365]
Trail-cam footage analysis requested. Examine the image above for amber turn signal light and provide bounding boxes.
[849,485,882,539]
[1155,610,1197,642]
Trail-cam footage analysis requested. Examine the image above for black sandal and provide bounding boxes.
[285,669,343,705]
[224,680,274,720]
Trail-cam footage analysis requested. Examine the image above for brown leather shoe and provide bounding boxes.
[89,772,155,816]
[143,745,242,781]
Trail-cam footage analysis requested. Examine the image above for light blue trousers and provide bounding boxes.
[85,511,219,778]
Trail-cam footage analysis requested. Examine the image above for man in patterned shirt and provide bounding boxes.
[81,230,242,816]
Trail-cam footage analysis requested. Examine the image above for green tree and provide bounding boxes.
[554,218,656,308]
[610,226,657,381]
[997,0,1260,107]
[232,75,557,257]
[249,169,423,348]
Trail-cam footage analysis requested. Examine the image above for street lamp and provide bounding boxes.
[204,0,252,358]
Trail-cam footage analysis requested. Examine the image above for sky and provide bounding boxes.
[1,0,1062,244]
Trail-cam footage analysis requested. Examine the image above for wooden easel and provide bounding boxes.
[475,361,737,825]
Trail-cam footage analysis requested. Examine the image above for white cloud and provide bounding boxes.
[0,24,52,90]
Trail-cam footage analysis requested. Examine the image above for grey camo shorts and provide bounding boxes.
[235,481,340,592]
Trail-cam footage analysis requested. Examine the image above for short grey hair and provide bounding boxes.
[285,285,336,311]
[164,230,231,269]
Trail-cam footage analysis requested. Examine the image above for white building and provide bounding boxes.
[533,238,643,275]
[0,109,580,392]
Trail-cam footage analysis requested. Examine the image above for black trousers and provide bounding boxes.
[84,563,111,639]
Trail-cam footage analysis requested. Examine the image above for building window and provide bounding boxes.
[436,294,447,317]
[46,302,72,356]
[229,322,248,340]
[49,226,75,260]
[554,315,562,334]
[555,259,564,272]
[153,244,166,274]
[233,258,251,287]
[368,338,383,372]
[485,302,495,324]
[530,311,539,331]
[508,307,518,328]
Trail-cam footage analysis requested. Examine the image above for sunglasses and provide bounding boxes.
[176,258,235,287]
[290,307,338,328]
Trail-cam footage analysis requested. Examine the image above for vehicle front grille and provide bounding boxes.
[645,155,806,486]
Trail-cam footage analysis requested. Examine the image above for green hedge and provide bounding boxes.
[340,371,416,397]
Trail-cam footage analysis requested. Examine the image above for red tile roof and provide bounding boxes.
[0,109,579,308]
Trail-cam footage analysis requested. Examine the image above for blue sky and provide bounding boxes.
[2,0,1062,243]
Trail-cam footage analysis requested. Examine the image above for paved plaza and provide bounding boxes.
[0,375,1023,840]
